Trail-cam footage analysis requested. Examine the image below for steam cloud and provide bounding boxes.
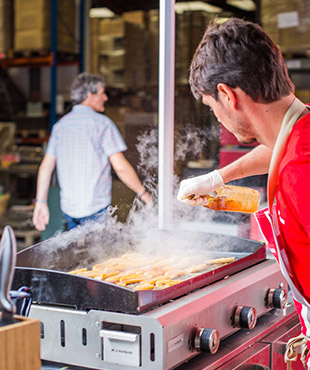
[25,123,246,271]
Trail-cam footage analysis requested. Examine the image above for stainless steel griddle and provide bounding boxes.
[12,229,289,370]
[13,230,266,313]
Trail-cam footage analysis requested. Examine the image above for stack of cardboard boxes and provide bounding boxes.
[124,21,146,89]
[92,17,126,88]
[91,9,214,89]
[91,13,146,89]
[175,11,215,85]
[261,0,310,53]
[148,10,159,86]
[0,0,13,56]
[14,0,76,53]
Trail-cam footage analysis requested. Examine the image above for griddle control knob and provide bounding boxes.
[194,328,219,354]
[266,288,287,309]
[234,306,257,330]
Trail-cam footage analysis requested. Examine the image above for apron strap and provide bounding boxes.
[263,99,309,370]
[268,98,306,211]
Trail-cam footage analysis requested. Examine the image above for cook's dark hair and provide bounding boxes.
[190,18,294,102]
[71,72,105,105]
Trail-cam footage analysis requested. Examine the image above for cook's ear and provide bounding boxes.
[217,83,237,109]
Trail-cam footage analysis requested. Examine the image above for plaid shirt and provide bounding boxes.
[46,105,127,218]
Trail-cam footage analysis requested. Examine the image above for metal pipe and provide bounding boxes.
[158,0,175,229]
[50,0,58,128]
[83,0,92,73]
[79,0,85,72]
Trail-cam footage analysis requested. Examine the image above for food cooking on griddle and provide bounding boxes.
[69,252,236,290]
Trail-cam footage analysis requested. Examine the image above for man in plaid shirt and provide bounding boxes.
[33,73,150,231]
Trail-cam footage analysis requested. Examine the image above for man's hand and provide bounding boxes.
[177,170,224,206]
[32,202,50,231]
[140,191,152,205]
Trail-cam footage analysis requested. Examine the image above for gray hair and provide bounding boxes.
[70,72,106,105]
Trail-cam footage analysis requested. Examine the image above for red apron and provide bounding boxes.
[255,206,310,369]
[255,98,310,369]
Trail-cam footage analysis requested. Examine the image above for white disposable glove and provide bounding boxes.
[177,170,224,206]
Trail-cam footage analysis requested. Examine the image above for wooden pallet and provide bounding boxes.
[14,229,41,250]
[12,49,51,58]
[0,50,79,69]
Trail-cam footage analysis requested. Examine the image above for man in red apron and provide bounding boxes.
[177,17,310,369]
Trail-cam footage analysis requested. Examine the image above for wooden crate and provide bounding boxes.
[0,314,41,370]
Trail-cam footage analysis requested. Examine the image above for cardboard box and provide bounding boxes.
[13,0,76,52]
[99,50,125,70]
[148,29,159,85]
[124,22,146,88]
[280,24,310,52]
[97,35,125,53]
[99,18,126,37]
[15,0,48,9]
[15,7,75,32]
[0,29,12,54]
[57,32,77,53]
[15,8,49,30]
[14,29,75,52]
[0,4,12,30]
[58,0,75,15]
[0,3,12,54]
[148,9,159,32]
[261,0,310,52]
[123,10,146,26]
[100,67,125,89]
[0,0,11,6]
[15,0,74,13]
[262,22,280,46]
[14,30,48,51]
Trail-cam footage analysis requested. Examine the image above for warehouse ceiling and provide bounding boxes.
[91,0,260,22]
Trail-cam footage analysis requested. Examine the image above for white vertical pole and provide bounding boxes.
[158,0,175,230]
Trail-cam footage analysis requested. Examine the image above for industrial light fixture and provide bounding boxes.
[175,1,222,14]
[89,7,115,18]
[226,0,256,11]
[216,17,231,24]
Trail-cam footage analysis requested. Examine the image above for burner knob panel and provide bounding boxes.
[194,328,219,354]
[234,306,257,330]
[266,288,287,309]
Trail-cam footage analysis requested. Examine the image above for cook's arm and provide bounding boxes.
[33,154,56,231]
[109,152,151,204]
[218,144,272,183]
[178,144,272,205]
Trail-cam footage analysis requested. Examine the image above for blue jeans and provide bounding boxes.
[63,207,109,230]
